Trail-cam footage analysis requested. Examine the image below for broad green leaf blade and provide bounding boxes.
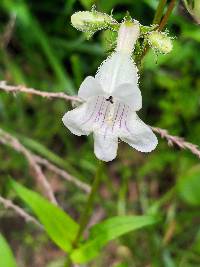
[71,215,158,263]
[0,233,18,267]
[10,179,79,252]
[177,166,200,206]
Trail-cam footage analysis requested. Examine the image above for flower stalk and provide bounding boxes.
[138,0,176,63]
[159,0,177,31]
[153,0,167,25]
[65,161,104,266]
[73,161,104,246]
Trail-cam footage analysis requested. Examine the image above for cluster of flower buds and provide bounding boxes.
[71,9,173,54]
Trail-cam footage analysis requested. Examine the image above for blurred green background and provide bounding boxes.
[0,0,200,266]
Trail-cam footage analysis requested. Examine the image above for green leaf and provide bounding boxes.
[0,233,18,267]
[71,215,158,263]
[177,166,200,206]
[9,179,79,252]
[79,0,95,9]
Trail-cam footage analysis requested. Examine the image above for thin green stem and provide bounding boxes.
[64,257,73,267]
[153,0,167,25]
[147,187,176,215]
[117,175,128,215]
[65,161,104,266]
[73,160,103,245]
[138,0,177,64]
[159,0,176,31]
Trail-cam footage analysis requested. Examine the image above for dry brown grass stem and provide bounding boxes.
[34,155,91,193]
[0,81,81,102]
[152,127,200,158]
[0,129,90,193]
[0,129,58,205]
[0,195,42,228]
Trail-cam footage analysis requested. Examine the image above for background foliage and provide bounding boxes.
[0,0,200,266]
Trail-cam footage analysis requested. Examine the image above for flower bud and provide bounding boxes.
[148,31,173,54]
[71,11,117,34]
[116,21,140,56]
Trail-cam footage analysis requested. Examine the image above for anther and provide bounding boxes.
[106,96,114,104]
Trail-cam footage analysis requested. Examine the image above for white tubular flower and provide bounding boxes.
[62,22,158,162]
